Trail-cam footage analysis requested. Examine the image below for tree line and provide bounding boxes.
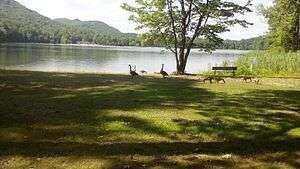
[195,36,269,50]
[0,20,140,46]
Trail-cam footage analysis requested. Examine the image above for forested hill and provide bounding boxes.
[0,0,267,49]
[54,18,121,35]
[0,0,139,45]
[218,36,269,50]
[192,36,269,50]
[0,0,67,43]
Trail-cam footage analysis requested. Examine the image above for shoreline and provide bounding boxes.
[0,42,250,53]
[0,68,130,76]
[1,69,299,79]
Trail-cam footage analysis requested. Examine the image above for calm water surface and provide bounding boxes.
[0,44,248,74]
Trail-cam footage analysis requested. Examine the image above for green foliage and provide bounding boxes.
[54,18,121,35]
[60,31,71,44]
[0,0,267,50]
[262,0,300,51]
[236,51,300,76]
[0,25,7,42]
[193,36,269,50]
[0,0,140,46]
[217,36,270,50]
[122,0,252,74]
[122,0,252,51]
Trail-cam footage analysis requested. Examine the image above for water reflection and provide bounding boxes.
[0,44,247,73]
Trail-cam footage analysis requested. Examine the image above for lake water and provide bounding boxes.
[0,43,248,74]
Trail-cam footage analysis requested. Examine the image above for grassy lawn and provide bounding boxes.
[0,70,299,169]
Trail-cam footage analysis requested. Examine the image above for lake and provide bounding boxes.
[0,43,247,74]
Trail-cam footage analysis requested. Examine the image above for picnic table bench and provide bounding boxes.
[212,66,237,76]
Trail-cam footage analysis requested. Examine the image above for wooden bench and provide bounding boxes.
[212,67,237,76]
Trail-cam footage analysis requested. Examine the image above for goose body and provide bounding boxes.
[160,64,169,77]
[129,65,139,78]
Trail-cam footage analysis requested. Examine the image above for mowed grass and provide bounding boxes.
[0,70,300,169]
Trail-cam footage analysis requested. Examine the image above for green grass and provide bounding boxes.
[0,70,300,169]
[236,51,300,77]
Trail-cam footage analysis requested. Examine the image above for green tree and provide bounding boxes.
[60,32,71,44]
[0,26,7,42]
[261,0,300,51]
[122,0,252,74]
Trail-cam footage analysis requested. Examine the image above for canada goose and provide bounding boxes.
[202,76,213,84]
[242,76,253,83]
[202,76,225,84]
[160,64,169,78]
[214,76,226,83]
[129,65,139,78]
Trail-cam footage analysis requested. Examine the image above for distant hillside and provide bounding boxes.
[0,0,267,49]
[54,18,121,35]
[0,0,139,45]
[0,0,69,43]
[192,36,269,50]
[219,36,269,50]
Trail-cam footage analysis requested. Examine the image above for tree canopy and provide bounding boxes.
[122,0,253,74]
[261,0,300,51]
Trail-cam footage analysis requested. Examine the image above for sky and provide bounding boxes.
[15,0,274,40]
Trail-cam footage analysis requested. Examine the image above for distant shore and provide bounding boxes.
[0,43,250,54]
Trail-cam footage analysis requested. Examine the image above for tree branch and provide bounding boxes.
[167,0,179,60]
[179,0,188,59]
[187,0,210,50]
[186,0,194,28]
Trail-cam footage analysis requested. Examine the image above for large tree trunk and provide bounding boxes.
[293,3,300,51]
[296,3,300,50]
[176,47,191,75]
[177,62,186,74]
[176,50,186,74]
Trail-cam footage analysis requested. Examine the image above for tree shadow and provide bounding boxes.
[0,71,214,141]
[183,90,299,139]
[0,70,300,168]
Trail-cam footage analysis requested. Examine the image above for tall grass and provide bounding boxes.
[236,51,300,77]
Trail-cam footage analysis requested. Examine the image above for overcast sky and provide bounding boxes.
[15,0,273,40]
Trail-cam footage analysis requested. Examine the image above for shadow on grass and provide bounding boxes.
[174,90,300,141]
[0,70,300,168]
[1,139,299,156]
